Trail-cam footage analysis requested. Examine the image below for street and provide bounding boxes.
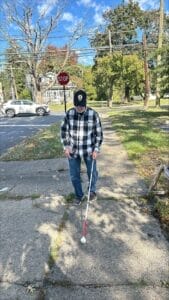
[0,112,64,155]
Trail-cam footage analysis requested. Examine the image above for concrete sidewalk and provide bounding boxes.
[0,111,169,299]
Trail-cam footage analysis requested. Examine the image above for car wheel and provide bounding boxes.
[36,108,45,116]
[6,109,15,118]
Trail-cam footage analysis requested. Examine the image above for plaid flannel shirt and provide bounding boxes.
[60,107,103,157]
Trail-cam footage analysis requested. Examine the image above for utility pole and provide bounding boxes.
[142,32,150,108]
[156,0,164,107]
[108,29,113,108]
[108,30,112,55]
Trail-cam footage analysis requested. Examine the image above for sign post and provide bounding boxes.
[57,71,69,113]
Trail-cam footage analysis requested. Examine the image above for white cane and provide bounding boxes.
[80,159,95,244]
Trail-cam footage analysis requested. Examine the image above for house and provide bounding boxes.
[41,72,77,104]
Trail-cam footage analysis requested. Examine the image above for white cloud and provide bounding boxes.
[125,0,159,10]
[77,0,99,10]
[77,0,109,26]
[62,12,74,22]
[139,0,159,10]
[37,0,58,17]
[94,12,104,25]
[77,0,92,7]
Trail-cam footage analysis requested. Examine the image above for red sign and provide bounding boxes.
[57,71,69,85]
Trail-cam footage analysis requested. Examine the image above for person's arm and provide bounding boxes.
[92,112,103,159]
[60,114,72,158]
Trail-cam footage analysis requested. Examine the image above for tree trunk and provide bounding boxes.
[36,90,43,104]
[30,76,43,103]
[124,85,130,102]
[156,0,164,107]
[107,83,113,107]
[143,33,150,108]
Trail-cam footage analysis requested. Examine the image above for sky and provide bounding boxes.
[38,0,169,65]
[0,0,169,66]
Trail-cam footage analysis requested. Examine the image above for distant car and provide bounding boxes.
[130,94,156,101]
[149,93,156,100]
[1,100,50,118]
[130,95,143,101]
[163,93,169,99]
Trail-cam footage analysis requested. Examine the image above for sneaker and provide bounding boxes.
[89,192,97,201]
[75,196,85,205]
[75,198,82,205]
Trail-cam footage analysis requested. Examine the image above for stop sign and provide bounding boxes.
[57,71,69,85]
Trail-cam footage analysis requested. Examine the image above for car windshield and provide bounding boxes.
[22,100,33,105]
[11,101,22,105]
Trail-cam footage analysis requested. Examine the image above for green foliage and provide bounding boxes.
[90,1,169,103]
[154,200,169,228]
[19,88,32,99]
[123,55,144,86]
[0,71,11,100]
[92,53,122,102]
[92,53,144,102]
[103,1,143,45]
[159,46,169,95]
[122,54,144,98]
[65,64,84,89]
[91,1,143,53]
[2,44,29,99]
[83,66,97,100]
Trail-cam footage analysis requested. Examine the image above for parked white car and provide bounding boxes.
[149,93,156,100]
[1,99,50,117]
[163,93,169,99]
[130,95,143,101]
[130,93,156,101]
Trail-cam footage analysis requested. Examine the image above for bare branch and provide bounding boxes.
[0,0,86,102]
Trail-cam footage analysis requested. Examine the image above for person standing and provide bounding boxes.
[60,89,103,205]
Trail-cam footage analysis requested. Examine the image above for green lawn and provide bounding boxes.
[109,105,169,232]
[48,100,107,112]
[0,123,63,161]
[109,107,169,181]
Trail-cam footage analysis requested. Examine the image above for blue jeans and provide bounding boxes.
[68,155,98,199]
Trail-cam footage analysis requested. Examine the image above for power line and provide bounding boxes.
[0,28,163,42]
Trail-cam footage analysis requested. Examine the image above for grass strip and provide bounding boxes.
[109,107,169,180]
[0,123,63,161]
[109,106,169,231]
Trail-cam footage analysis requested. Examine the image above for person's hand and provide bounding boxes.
[64,147,72,158]
[92,150,98,160]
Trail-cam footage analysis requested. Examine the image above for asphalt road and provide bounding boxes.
[0,112,64,155]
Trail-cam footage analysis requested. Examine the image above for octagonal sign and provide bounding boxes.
[57,71,69,85]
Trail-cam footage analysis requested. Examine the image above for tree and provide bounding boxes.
[83,66,97,101]
[91,1,143,55]
[64,64,84,90]
[92,53,122,106]
[90,1,146,105]
[159,46,169,96]
[4,44,29,99]
[90,1,169,107]
[0,0,83,103]
[39,45,78,74]
[156,0,164,107]
[0,71,11,100]
[122,54,144,102]
[151,9,169,101]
